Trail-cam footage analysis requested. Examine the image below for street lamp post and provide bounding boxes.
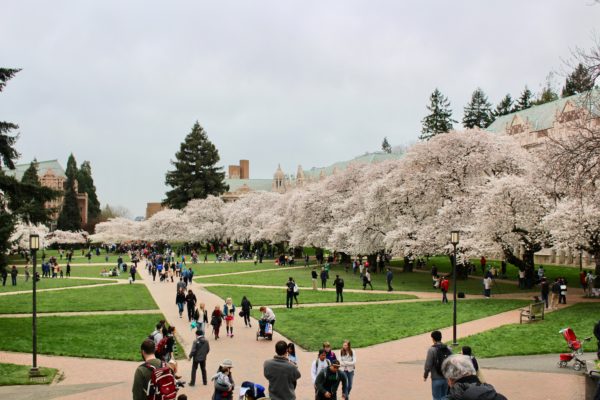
[29,234,40,378]
[451,231,460,347]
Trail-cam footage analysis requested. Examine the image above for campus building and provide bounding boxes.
[487,91,600,268]
[5,159,89,226]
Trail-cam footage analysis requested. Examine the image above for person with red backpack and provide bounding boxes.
[132,339,179,400]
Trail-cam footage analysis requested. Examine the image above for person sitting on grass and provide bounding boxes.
[441,355,506,400]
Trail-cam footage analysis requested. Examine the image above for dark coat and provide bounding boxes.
[189,336,210,362]
[447,375,507,400]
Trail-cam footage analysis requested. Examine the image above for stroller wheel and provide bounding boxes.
[574,362,583,371]
[558,361,567,368]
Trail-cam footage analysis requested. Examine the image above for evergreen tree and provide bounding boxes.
[0,68,57,270]
[77,161,101,220]
[514,86,533,111]
[16,159,54,223]
[164,121,229,209]
[562,63,595,97]
[462,88,494,128]
[534,86,559,105]
[493,94,515,117]
[381,137,392,153]
[420,88,456,141]
[57,154,82,231]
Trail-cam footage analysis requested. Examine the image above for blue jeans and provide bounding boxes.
[431,378,448,400]
[177,302,184,315]
[342,370,354,397]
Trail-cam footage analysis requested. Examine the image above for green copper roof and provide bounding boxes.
[487,90,600,134]
[302,151,404,178]
[4,159,66,181]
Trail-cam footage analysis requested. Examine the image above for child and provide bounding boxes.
[462,346,480,373]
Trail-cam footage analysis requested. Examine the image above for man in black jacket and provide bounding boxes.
[594,319,600,360]
[333,275,344,303]
[188,330,210,386]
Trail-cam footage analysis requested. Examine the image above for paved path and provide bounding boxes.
[0,263,590,399]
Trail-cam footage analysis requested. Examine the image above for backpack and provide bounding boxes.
[144,361,178,400]
[433,344,452,375]
[148,329,159,342]
[155,337,169,357]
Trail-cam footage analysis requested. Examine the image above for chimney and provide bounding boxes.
[240,159,249,179]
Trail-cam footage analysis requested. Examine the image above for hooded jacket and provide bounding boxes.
[447,375,507,400]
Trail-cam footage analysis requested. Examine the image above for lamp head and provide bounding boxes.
[30,234,40,251]
[451,231,460,245]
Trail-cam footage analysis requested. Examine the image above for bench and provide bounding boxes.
[520,302,545,324]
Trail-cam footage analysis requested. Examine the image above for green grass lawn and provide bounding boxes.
[0,284,158,314]
[12,265,141,280]
[457,302,600,358]
[0,313,184,361]
[8,251,132,265]
[251,299,528,351]
[0,362,58,385]
[0,278,115,293]
[411,256,592,289]
[204,285,417,306]
[193,262,290,276]
[196,265,520,294]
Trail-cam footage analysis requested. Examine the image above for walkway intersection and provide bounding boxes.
[0,262,590,399]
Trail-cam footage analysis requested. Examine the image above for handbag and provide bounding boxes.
[238,310,245,317]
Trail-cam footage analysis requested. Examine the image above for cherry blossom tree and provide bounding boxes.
[184,196,226,245]
[9,221,49,250]
[90,217,140,243]
[545,192,600,279]
[140,209,188,242]
[471,176,552,270]
[45,229,88,246]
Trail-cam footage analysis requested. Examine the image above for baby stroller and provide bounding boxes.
[558,327,591,371]
[256,320,273,341]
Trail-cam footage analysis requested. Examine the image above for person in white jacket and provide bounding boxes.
[311,349,331,383]
[339,340,356,399]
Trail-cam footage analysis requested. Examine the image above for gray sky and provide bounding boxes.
[2,1,599,218]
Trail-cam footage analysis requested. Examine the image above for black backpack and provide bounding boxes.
[433,344,452,375]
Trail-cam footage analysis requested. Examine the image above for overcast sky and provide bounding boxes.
[2,1,599,218]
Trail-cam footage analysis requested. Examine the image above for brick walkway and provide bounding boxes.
[0,264,589,399]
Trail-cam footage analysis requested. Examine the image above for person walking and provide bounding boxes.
[440,276,449,304]
[483,275,492,298]
[175,288,186,318]
[286,277,295,309]
[550,278,561,309]
[386,268,393,291]
[339,340,356,399]
[362,270,373,290]
[10,265,18,286]
[132,339,164,400]
[185,289,197,322]
[424,330,452,400]
[559,278,568,304]
[320,268,328,290]
[315,359,348,400]
[211,359,235,400]
[311,268,318,290]
[211,306,223,340]
[540,278,550,309]
[1,268,7,286]
[263,340,302,400]
[311,349,332,385]
[24,265,30,282]
[223,298,236,338]
[333,275,344,303]
[188,329,210,386]
[594,319,600,360]
[241,296,252,327]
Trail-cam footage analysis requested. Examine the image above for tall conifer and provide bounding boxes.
[164,121,228,209]
[462,88,494,128]
[57,154,82,231]
[420,89,456,141]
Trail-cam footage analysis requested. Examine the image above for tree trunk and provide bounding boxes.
[338,252,351,264]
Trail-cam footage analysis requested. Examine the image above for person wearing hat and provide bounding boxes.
[188,330,210,386]
[315,359,348,400]
[264,340,302,400]
[212,359,235,400]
